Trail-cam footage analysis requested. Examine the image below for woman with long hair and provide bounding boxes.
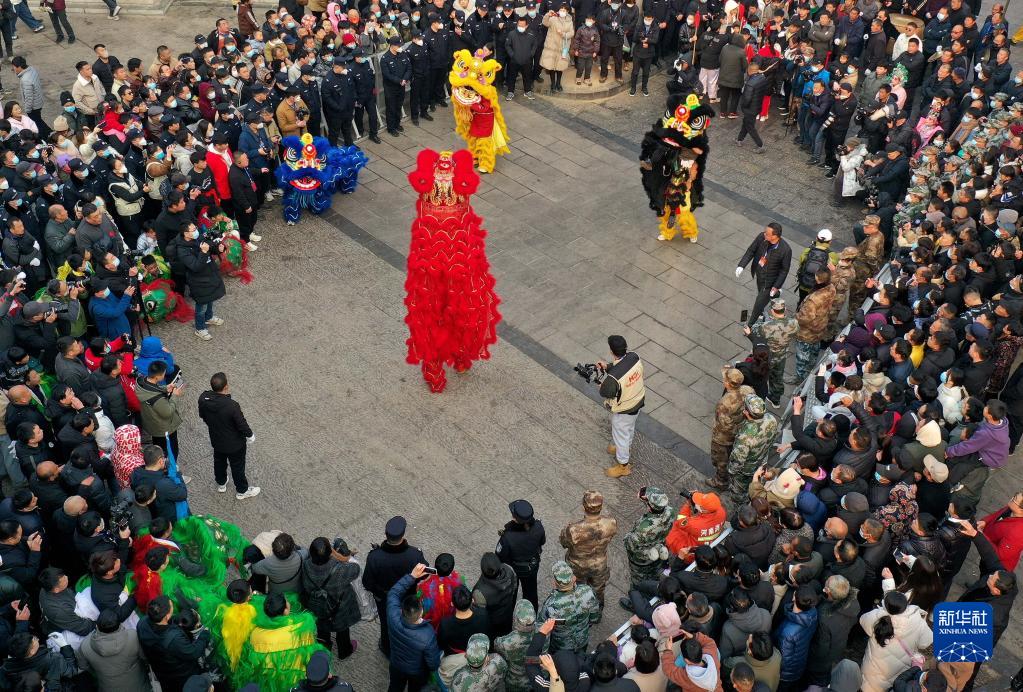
[881,554,942,613]
[3,101,36,134]
[860,590,933,692]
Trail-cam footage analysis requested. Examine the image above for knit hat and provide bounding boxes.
[841,492,868,513]
[52,115,69,132]
[916,419,942,447]
[766,468,804,500]
[512,598,536,632]
[651,602,682,638]
[465,633,490,667]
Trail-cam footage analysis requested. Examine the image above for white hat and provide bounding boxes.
[767,468,805,500]
[817,228,833,242]
[923,454,949,483]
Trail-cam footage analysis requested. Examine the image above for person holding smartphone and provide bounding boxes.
[136,358,184,463]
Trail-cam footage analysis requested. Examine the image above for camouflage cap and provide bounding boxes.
[993,92,1010,102]
[839,246,859,260]
[769,297,786,313]
[465,633,490,667]
[512,598,536,631]
[944,155,964,168]
[644,486,669,510]
[552,560,575,584]
[906,185,928,199]
[582,490,604,512]
[724,367,745,387]
[743,394,766,418]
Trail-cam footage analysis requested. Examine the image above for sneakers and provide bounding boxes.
[629,88,636,96]
[525,91,535,100]
[32,24,43,31]
[112,4,121,15]
[753,145,765,154]
[506,92,514,101]
[237,486,261,500]
[689,235,697,243]
[642,89,649,96]
[272,188,283,197]
[217,483,228,493]
[263,192,274,203]
[619,596,634,611]
[249,233,262,242]
[657,233,668,240]
[181,475,192,484]
[605,463,632,478]
[575,78,582,85]
[286,220,296,226]
[206,316,224,326]
[195,329,212,340]
[245,242,258,251]
[734,137,743,147]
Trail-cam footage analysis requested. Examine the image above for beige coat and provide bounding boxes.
[540,13,575,71]
[71,74,104,115]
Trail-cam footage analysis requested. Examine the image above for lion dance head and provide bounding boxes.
[659,92,714,146]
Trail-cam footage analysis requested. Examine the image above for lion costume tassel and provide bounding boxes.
[274,133,368,224]
[404,149,502,393]
[639,92,713,243]
[449,50,510,174]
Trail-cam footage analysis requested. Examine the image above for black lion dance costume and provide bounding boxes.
[639,92,713,242]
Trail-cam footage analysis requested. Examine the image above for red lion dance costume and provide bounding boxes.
[404,149,501,393]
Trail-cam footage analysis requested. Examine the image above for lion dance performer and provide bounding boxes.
[639,92,714,242]
[275,133,368,225]
[404,149,502,393]
[450,49,510,174]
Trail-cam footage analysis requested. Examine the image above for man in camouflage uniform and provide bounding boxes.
[536,560,601,653]
[847,214,885,312]
[622,487,673,589]
[494,599,539,692]
[709,368,753,490]
[747,299,798,407]
[450,633,508,691]
[791,268,837,382]
[893,185,928,230]
[727,394,780,506]
[559,490,617,608]
[824,246,858,343]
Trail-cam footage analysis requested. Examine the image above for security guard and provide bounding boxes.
[351,48,381,143]
[380,35,411,136]
[297,64,323,138]
[596,334,645,478]
[496,499,546,609]
[464,1,495,52]
[425,13,453,109]
[406,29,434,125]
[524,1,546,84]
[492,1,518,89]
[320,54,356,147]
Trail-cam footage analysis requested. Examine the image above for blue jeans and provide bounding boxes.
[99,0,117,15]
[811,126,827,159]
[10,1,41,32]
[194,301,214,330]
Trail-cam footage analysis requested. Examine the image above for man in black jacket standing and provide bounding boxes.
[362,516,427,659]
[736,222,792,327]
[823,83,857,176]
[735,63,767,152]
[496,499,545,608]
[381,36,412,135]
[228,152,259,250]
[137,595,211,692]
[197,372,260,500]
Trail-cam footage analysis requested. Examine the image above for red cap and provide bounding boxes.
[692,492,722,513]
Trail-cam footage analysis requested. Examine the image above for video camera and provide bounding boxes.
[109,496,133,532]
[573,362,606,384]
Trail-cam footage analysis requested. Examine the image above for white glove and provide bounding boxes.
[646,547,660,561]
[31,241,38,251]
[46,632,67,652]
[657,545,669,561]
[834,38,840,44]
[28,258,39,267]
[735,267,744,278]
[246,434,256,444]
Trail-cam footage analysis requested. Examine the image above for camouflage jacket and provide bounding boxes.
[537,585,601,652]
[795,283,837,342]
[450,655,509,691]
[856,232,885,276]
[711,387,748,446]
[560,516,617,573]
[494,630,536,692]
[729,413,780,467]
[751,315,799,360]
[623,508,674,566]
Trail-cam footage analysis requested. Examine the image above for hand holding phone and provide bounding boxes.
[740,309,749,323]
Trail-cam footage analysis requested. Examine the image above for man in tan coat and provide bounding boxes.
[70,62,104,127]
[275,88,309,137]
[791,268,836,382]
[559,490,617,610]
[709,367,753,490]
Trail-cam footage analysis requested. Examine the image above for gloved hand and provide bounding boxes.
[46,632,68,652]
[28,258,39,267]
[646,547,661,561]
[246,434,256,444]
[735,267,743,278]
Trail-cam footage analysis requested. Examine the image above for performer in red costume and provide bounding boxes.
[404,149,502,393]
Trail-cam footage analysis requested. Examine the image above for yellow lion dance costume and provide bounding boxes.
[449,49,510,174]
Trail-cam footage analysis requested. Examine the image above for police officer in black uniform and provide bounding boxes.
[406,29,434,125]
[362,516,427,658]
[380,36,412,136]
[524,1,547,84]
[464,1,494,52]
[351,48,381,144]
[496,499,546,609]
[297,64,323,137]
[493,0,518,89]
[321,55,357,147]
[425,12,453,109]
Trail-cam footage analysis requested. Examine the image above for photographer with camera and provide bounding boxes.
[74,203,124,259]
[177,225,227,342]
[86,279,136,341]
[275,86,309,138]
[593,334,645,478]
[37,281,87,340]
[1,218,46,296]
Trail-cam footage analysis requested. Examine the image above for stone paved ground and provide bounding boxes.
[10,3,1023,687]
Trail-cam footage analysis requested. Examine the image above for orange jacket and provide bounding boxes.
[665,505,726,556]
[660,632,724,692]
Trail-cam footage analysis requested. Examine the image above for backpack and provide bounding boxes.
[302,561,339,617]
[799,246,830,289]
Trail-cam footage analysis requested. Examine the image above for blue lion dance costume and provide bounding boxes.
[274,133,368,225]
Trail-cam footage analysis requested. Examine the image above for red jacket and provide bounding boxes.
[660,633,724,692]
[665,505,726,556]
[982,508,1023,571]
[468,101,495,138]
[206,148,233,201]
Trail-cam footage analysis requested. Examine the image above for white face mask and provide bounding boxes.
[584,19,593,26]
[516,25,525,31]
[558,9,567,16]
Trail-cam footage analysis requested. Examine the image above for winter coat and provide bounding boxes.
[88,370,130,427]
[16,67,43,113]
[840,143,866,197]
[196,390,252,454]
[130,466,187,523]
[805,593,860,679]
[719,606,771,659]
[859,604,932,692]
[795,284,837,342]
[809,21,835,58]
[177,240,226,305]
[772,603,818,682]
[571,24,600,56]
[88,292,133,340]
[136,378,182,438]
[718,35,748,89]
[471,564,519,639]
[721,522,775,570]
[136,617,210,690]
[630,19,658,59]
[540,14,575,71]
[696,31,727,70]
[387,573,442,676]
[78,624,152,691]
[982,508,1023,571]
[946,419,1010,468]
[299,557,362,631]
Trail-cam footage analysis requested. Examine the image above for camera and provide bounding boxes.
[123,248,145,261]
[109,496,132,532]
[573,362,605,383]
[66,277,91,292]
[200,229,225,247]
[47,301,69,315]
